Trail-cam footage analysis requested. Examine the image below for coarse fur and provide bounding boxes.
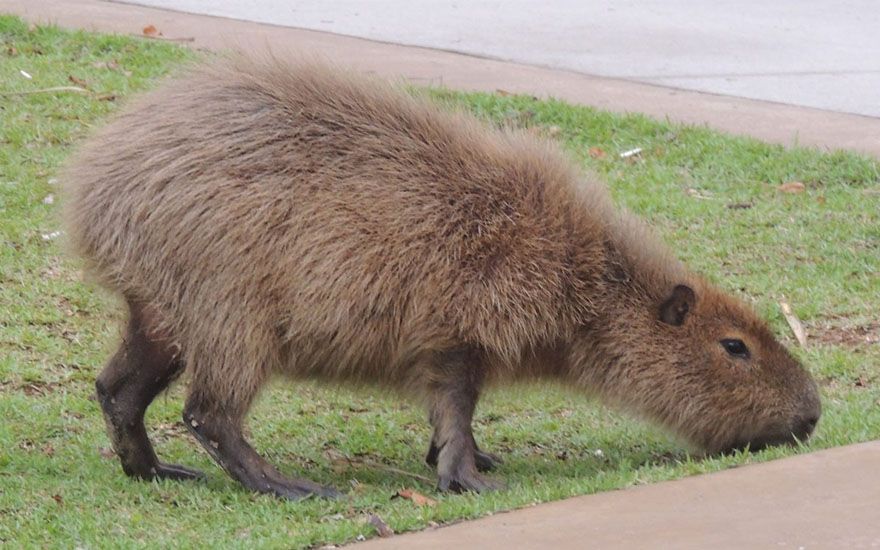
[63,55,821,498]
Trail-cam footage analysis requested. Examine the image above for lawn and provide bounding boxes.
[1,14,878,548]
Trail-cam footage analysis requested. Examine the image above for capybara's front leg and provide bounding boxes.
[426,348,503,493]
[183,397,340,500]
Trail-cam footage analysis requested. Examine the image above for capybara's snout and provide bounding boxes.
[723,381,821,455]
[789,376,822,443]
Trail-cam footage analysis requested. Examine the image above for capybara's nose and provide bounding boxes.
[792,415,819,441]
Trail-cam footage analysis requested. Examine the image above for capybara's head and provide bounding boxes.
[576,280,821,455]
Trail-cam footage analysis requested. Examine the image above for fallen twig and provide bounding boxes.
[0,86,88,96]
[779,301,807,347]
[325,449,434,484]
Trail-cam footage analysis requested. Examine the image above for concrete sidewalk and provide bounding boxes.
[119,0,880,118]
[3,0,880,157]
[358,441,880,549]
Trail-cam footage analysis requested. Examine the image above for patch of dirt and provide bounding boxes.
[150,421,190,442]
[18,380,58,396]
[40,257,79,282]
[810,320,880,348]
[818,374,877,392]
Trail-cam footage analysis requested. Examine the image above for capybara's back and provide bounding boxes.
[64,56,820,499]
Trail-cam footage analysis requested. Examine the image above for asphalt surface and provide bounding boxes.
[119,0,880,118]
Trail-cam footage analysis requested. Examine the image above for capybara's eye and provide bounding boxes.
[720,338,750,359]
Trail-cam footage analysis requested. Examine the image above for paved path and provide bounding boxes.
[121,0,880,118]
[3,0,880,156]
[358,441,880,549]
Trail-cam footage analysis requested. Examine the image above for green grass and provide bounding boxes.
[1,14,878,548]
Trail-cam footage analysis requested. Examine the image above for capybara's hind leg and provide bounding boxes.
[183,389,340,500]
[96,301,204,481]
[426,348,503,493]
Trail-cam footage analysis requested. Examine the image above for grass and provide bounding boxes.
[1,14,878,548]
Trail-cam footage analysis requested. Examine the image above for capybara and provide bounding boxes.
[62,56,821,498]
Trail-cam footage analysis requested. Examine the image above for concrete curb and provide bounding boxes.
[2,0,879,157]
[357,441,880,549]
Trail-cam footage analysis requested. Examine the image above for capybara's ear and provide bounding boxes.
[659,284,695,326]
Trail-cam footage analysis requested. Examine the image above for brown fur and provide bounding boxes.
[62,55,820,497]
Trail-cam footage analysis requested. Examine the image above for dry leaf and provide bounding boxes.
[6,45,17,56]
[779,181,806,194]
[394,488,437,507]
[52,494,63,505]
[28,22,37,33]
[495,89,511,96]
[588,147,606,159]
[96,93,117,102]
[68,75,89,89]
[42,443,55,456]
[368,514,394,538]
[142,24,160,37]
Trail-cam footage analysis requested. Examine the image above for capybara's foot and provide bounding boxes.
[438,468,504,493]
[474,449,503,472]
[260,478,342,501]
[426,441,502,473]
[149,462,207,482]
[435,437,504,493]
[183,404,341,501]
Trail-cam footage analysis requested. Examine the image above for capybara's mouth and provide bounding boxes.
[720,415,819,455]
[720,435,792,455]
